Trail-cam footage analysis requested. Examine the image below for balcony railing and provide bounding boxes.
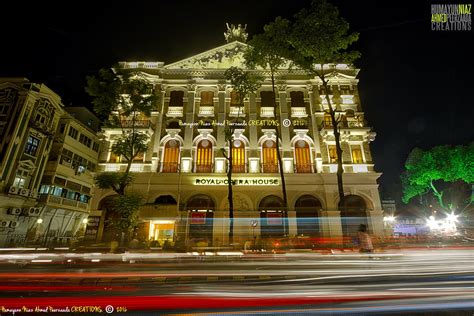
[260,107,275,118]
[231,164,246,173]
[39,194,89,211]
[167,106,183,117]
[161,162,179,173]
[262,163,279,173]
[229,106,245,117]
[120,120,152,128]
[195,164,213,173]
[321,119,366,129]
[295,163,313,173]
[198,106,214,117]
[340,95,355,104]
[291,107,307,117]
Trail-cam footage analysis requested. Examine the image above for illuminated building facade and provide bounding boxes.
[0,78,101,246]
[91,30,384,246]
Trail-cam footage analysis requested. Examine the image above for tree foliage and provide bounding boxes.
[402,143,474,210]
[244,17,291,234]
[222,67,261,244]
[288,0,360,71]
[285,0,360,204]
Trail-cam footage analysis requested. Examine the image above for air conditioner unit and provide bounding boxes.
[9,186,19,194]
[0,220,10,228]
[29,190,38,199]
[19,188,30,197]
[28,207,41,216]
[9,221,19,228]
[7,208,22,216]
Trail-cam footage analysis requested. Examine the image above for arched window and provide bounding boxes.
[295,195,322,236]
[196,139,213,173]
[200,91,214,106]
[232,139,245,173]
[259,195,285,238]
[169,91,184,107]
[290,91,305,107]
[294,140,311,173]
[260,91,274,107]
[339,195,369,237]
[230,90,241,106]
[162,139,180,172]
[262,139,278,173]
[187,195,214,242]
[324,113,332,128]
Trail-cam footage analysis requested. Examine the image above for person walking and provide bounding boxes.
[358,224,373,253]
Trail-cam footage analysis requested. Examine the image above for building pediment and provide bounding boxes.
[165,41,250,70]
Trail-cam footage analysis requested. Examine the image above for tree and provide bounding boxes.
[86,67,158,243]
[244,17,293,235]
[288,0,360,204]
[222,67,261,245]
[402,144,474,213]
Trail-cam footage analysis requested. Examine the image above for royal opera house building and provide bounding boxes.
[90,28,384,247]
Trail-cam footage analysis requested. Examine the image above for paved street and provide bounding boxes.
[1,247,474,314]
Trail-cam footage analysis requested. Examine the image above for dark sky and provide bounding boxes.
[1,0,473,207]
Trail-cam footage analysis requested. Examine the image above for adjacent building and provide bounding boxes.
[91,27,385,247]
[0,78,101,247]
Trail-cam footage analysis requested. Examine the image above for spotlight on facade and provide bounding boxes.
[82,218,88,224]
[36,218,43,224]
[383,215,395,223]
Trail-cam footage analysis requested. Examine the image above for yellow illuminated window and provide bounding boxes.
[351,146,364,163]
[196,140,213,172]
[295,140,311,173]
[324,113,332,127]
[230,91,241,106]
[328,145,337,163]
[162,140,180,172]
[200,91,214,106]
[262,140,278,173]
[232,140,245,173]
[109,151,120,163]
[133,151,145,162]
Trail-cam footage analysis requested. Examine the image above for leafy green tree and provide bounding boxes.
[402,144,474,212]
[244,17,292,235]
[86,67,158,243]
[288,0,360,204]
[222,67,261,244]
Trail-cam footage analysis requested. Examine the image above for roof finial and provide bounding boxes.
[224,23,248,43]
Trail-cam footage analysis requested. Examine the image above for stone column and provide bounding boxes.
[248,93,259,165]
[183,84,196,161]
[152,85,166,171]
[287,210,297,237]
[216,85,227,150]
[308,85,323,172]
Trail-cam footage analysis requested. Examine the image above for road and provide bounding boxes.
[0,248,474,314]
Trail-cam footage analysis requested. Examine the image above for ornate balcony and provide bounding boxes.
[229,106,245,117]
[262,163,279,173]
[198,106,214,117]
[291,107,307,118]
[295,163,313,173]
[260,107,275,118]
[166,106,183,117]
[161,162,179,173]
[195,164,213,173]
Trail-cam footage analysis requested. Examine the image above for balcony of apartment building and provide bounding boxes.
[258,91,276,118]
[39,194,89,212]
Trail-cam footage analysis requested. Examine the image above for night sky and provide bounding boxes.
[1,0,472,208]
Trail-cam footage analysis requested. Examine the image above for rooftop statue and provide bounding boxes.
[224,23,248,43]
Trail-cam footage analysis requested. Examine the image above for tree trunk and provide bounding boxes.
[227,140,234,245]
[270,72,289,236]
[322,79,345,205]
